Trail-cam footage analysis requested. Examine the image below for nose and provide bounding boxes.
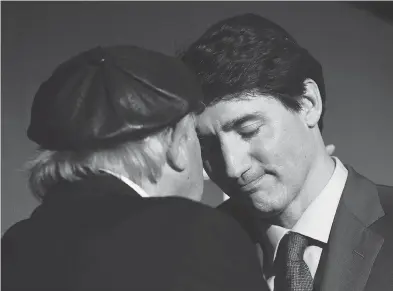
[221,139,249,179]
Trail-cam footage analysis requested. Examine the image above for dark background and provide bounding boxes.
[2,1,393,232]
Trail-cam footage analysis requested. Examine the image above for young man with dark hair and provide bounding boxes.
[182,13,393,291]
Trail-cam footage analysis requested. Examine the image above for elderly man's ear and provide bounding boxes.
[326,144,336,156]
[166,116,192,172]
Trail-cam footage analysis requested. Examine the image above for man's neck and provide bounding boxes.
[100,169,151,198]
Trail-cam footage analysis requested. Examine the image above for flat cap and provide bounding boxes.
[28,45,204,150]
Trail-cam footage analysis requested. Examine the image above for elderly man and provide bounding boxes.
[182,13,393,291]
[2,46,267,291]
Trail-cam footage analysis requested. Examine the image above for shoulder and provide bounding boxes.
[344,165,393,214]
[359,180,393,236]
[98,197,262,273]
[101,196,260,261]
[217,198,261,243]
[132,197,264,275]
[133,196,253,238]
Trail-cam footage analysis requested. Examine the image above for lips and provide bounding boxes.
[239,175,265,192]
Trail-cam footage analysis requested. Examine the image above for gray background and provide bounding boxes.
[2,1,393,232]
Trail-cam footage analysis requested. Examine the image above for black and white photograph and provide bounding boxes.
[2,1,393,290]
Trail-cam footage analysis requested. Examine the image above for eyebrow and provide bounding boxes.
[222,112,264,132]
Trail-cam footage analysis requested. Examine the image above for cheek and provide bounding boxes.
[248,127,276,162]
[251,121,309,171]
[274,132,312,184]
[194,141,202,159]
[190,131,202,158]
[194,145,203,171]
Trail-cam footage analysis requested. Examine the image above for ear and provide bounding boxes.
[325,144,336,156]
[166,116,190,172]
[300,78,323,128]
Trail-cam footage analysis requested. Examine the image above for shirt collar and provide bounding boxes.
[100,169,150,198]
[265,157,348,260]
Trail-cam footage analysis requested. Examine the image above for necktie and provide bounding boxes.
[274,231,314,291]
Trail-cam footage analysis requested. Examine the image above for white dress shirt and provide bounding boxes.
[263,157,348,290]
[100,169,149,198]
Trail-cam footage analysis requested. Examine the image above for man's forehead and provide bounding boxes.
[198,97,251,118]
[196,102,266,134]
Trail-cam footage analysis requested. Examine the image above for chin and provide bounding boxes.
[247,190,286,216]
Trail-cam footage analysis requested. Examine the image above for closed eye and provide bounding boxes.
[237,122,262,139]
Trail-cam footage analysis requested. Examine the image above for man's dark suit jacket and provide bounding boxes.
[2,174,267,291]
[218,166,393,291]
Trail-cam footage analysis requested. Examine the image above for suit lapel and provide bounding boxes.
[318,167,385,291]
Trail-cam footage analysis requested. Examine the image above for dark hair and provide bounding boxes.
[181,13,326,131]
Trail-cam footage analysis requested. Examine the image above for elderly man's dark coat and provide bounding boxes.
[2,174,268,291]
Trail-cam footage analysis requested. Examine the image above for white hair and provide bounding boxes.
[27,126,173,200]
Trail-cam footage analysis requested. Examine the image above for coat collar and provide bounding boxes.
[37,173,143,220]
[317,166,384,291]
[32,173,144,230]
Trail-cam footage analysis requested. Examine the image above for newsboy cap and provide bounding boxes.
[27,45,204,151]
